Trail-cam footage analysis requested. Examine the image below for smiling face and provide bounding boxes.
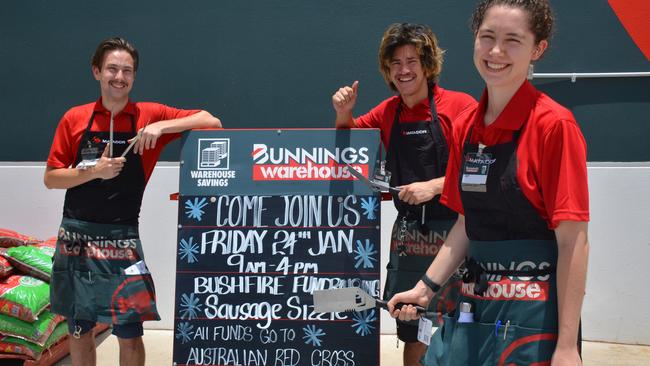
[389,44,429,106]
[92,50,135,104]
[473,5,547,91]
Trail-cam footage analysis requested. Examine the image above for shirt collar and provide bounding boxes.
[93,98,137,116]
[473,80,538,131]
[399,84,439,111]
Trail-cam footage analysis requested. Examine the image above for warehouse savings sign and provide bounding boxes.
[175,129,381,366]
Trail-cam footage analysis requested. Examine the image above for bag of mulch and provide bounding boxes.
[0,275,50,322]
[1,246,53,283]
[0,320,67,360]
[0,257,13,278]
[0,310,63,346]
[0,229,40,248]
[35,237,57,253]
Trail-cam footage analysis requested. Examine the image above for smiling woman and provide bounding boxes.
[387,1,590,365]
[472,3,551,111]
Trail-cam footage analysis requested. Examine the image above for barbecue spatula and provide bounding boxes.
[312,287,436,317]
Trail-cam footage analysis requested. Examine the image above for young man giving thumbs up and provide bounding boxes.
[332,23,475,366]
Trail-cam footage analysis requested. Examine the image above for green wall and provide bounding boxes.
[2,0,648,161]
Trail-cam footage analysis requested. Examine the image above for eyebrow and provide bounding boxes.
[391,56,419,62]
[105,63,134,70]
[479,28,525,39]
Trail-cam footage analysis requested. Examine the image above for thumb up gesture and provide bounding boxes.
[332,80,359,114]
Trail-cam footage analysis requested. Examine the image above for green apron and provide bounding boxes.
[383,218,462,323]
[427,240,557,366]
[50,110,160,325]
[382,86,461,329]
[425,123,565,365]
[51,217,160,324]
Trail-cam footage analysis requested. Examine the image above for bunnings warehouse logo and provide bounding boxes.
[251,144,369,181]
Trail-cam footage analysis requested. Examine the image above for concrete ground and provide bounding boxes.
[52,330,650,365]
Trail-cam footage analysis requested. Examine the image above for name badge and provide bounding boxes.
[461,150,495,193]
[124,260,150,275]
[417,317,434,345]
[373,160,391,186]
[80,141,100,161]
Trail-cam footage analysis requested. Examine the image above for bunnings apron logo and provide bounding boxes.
[251,144,370,181]
[58,228,138,260]
[462,261,552,301]
[390,229,447,256]
[463,279,549,301]
[189,138,237,187]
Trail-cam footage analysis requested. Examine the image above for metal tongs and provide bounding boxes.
[344,163,401,193]
[312,287,435,317]
[120,128,143,157]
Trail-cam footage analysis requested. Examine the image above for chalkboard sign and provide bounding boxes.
[173,129,382,366]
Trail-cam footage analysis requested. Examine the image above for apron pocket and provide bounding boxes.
[50,270,159,324]
[50,270,79,318]
[438,314,508,366]
[497,324,557,365]
[91,272,160,324]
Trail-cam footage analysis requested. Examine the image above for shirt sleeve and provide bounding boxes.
[354,106,382,129]
[539,119,590,227]
[354,100,395,148]
[147,103,202,146]
[46,113,75,168]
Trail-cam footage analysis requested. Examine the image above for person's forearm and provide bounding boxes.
[334,112,354,129]
[44,166,97,189]
[156,110,222,134]
[422,215,470,300]
[427,176,445,197]
[554,221,589,351]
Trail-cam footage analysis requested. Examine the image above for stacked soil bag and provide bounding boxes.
[0,229,66,365]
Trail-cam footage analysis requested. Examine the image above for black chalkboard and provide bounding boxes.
[173,129,382,365]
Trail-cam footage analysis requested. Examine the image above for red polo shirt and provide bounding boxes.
[47,99,200,183]
[354,84,476,147]
[440,81,589,229]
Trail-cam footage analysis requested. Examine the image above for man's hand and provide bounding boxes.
[398,177,444,205]
[134,124,163,155]
[332,81,359,115]
[93,145,126,179]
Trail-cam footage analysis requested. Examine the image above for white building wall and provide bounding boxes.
[1,162,648,345]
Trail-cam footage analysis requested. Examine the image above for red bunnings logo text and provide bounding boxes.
[251,144,370,181]
[462,278,549,301]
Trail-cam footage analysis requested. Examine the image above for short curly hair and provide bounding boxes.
[378,23,444,91]
[471,0,554,44]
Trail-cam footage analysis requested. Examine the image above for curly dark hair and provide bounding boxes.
[378,23,444,91]
[471,0,554,43]
[91,37,139,71]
